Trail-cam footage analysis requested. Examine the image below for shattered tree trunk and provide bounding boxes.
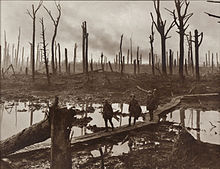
[134,59,136,75]
[0,45,1,79]
[108,61,113,72]
[101,53,104,71]
[58,43,61,74]
[65,48,68,74]
[50,99,72,169]
[73,43,77,74]
[185,58,188,76]
[194,29,203,81]
[169,49,173,75]
[90,59,93,72]
[0,119,50,157]
[40,18,50,85]
[212,53,214,73]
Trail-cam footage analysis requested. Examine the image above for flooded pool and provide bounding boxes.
[0,100,148,140]
[165,108,220,145]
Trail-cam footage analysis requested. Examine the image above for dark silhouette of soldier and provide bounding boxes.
[147,89,159,121]
[103,99,114,131]
[128,94,142,126]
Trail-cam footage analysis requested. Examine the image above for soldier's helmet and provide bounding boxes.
[130,94,135,99]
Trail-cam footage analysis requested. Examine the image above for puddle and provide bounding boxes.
[0,101,148,140]
[165,108,220,145]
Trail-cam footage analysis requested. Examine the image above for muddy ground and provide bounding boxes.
[1,71,220,168]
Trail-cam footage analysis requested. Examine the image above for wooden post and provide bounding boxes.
[216,53,219,67]
[65,48,68,74]
[50,97,72,169]
[137,60,140,74]
[108,61,113,72]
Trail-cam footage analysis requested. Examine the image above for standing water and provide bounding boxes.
[0,101,148,140]
[165,108,220,145]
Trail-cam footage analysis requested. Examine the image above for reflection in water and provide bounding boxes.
[166,109,220,145]
[1,101,148,141]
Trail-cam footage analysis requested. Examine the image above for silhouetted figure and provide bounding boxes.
[128,94,142,126]
[103,99,114,131]
[147,89,159,121]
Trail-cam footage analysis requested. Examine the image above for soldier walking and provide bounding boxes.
[128,94,142,126]
[103,99,114,131]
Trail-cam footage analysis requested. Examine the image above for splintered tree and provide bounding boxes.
[186,31,194,75]
[167,0,193,79]
[27,0,43,80]
[205,0,220,23]
[150,0,175,75]
[81,21,89,74]
[149,21,155,75]
[73,43,77,74]
[192,29,203,81]
[40,18,50,85]
[44,1,61,74]
[119,34,123,74]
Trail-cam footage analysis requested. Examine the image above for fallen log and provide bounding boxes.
[0,108,76,157]
[0,119,50,157]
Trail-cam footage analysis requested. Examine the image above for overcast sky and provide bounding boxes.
[1,0,220,63]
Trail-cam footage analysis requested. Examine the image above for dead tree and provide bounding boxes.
[205,0,220,23]
[27,0,42,80]
[119,34,123,74]
[169,49,173,75]
[58,43,61,73]
[149,21,155,75]
[134,59,136,75]
[101,52,104,71]
[212,53,214,72]
[21,47,24,72]
[185,58,188,75]
[15,27,21,69]
[65,48,68,74]
[81,21,89,74]
[136,46,140,74]
[192,29,203,81]
[150,0,175,76]
[130,38,133,64]
[108,61,113,72]
[40,18,50,85]
[167,0,193,79]
[44,1,61,74]
[127,49,130,64]
[73,43,77,74]
[0,45,1,79]
[186,31,194,75]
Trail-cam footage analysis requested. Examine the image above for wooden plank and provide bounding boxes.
[71,96,182,145]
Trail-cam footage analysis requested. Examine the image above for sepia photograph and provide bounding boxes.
[0,0,220,168]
